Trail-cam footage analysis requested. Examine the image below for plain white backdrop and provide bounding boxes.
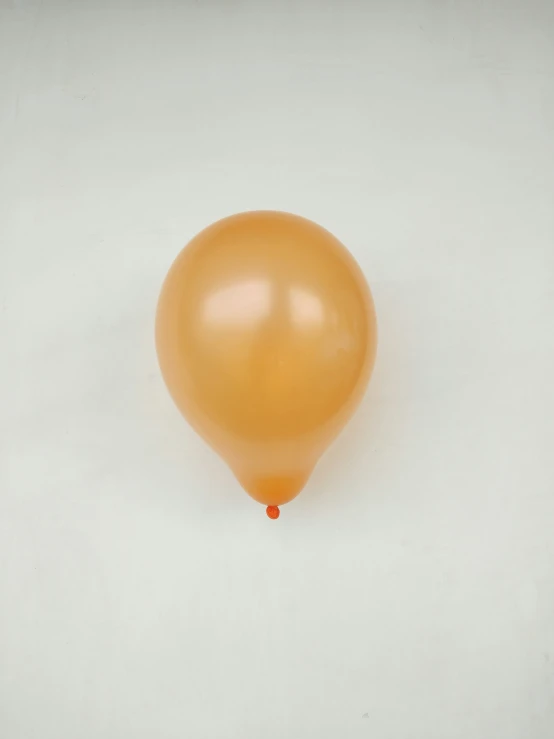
[1,1,554,737]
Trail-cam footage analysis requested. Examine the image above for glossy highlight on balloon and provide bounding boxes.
[156,211,377,511]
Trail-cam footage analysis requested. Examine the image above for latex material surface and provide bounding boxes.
[156,211,377,506]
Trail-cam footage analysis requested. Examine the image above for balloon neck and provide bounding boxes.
[266,506,280,520]
[233,468,313,507]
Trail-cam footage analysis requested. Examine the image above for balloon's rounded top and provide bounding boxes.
[266,506,280,520]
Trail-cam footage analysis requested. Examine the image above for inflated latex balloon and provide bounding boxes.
[156,211,377,517]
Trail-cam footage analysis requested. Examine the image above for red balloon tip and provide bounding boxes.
[266,505,280,520]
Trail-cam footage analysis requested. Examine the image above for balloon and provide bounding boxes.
[156,211,377,516]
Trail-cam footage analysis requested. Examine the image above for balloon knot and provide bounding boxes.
[266,506,280,520]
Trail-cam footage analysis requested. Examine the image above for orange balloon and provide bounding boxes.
[156,211,377,512]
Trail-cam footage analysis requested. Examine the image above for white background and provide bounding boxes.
[1,1,554,737]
